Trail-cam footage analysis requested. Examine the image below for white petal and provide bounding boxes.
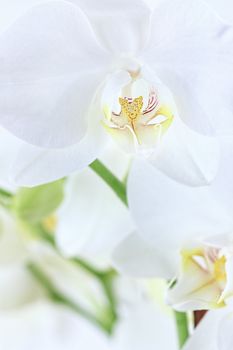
[204,0,233,24]
[73,0,151,55]
[113,301,177,350]
[183,309,228,350]
[0,1,109,148]
[56,168,135,257]
[218,311,233,350]
[127,138,233,270]
[221,256,233,301]
[143,0,233,136]
[148,117,220,186]
[11,121,107,187]
[0,127,21,191]
[101,70,131,112]
[0,0,43,32]
[112,232,175,279]
[98,139,132,179]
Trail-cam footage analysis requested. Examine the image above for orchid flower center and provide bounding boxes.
[101,73,174,154]
[184,247,228,292]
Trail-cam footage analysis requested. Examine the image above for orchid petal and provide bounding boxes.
[183,309,228,350]
[11,121,107,187]
[148,117,220,186]
[218,310,233,350]
[72,0,151,55]
[56,168,135,257]
[143,0,233,136]
[205,0,233,23]
[112,232,175,279]
[0,127,21,190]
[0,1,109,148]
[0,0,43,32]
[113,301,177,350]
[220,256,233,301]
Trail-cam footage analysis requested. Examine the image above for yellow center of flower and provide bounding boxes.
[102,87,174,154]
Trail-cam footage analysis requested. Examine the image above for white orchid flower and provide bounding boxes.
[167,236,233,311]
[113,137,233,279]
[0,0,232,186]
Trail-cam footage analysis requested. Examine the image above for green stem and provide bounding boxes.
[27,262,113,334]
[89,159,128,206]
[174,311,189,348]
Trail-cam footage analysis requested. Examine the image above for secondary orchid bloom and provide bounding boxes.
[167,237,233,311]
[113,138,233,280]
[0,0,232,186]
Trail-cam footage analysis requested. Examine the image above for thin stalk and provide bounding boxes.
[89,159,128,206]
[174,311,189,348]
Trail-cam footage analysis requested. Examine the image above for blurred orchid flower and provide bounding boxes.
[0,208,44,309]
[0,297,178,350]
[0,206,112,316]
[0,204,179,349]
[0,0,232,186]
[0,301,111,350]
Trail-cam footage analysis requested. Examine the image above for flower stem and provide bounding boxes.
[89,159,128,206]
[174,311,189,348]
